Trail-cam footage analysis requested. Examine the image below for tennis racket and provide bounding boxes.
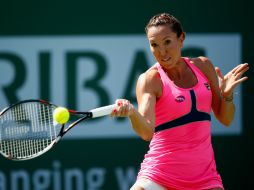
[0,99,116,161]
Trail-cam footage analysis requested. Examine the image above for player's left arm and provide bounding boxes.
[192,56,249,126]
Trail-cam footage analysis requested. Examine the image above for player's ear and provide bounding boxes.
[179,32,186,48]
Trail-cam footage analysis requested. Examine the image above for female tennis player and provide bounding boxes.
[111,13,249,190]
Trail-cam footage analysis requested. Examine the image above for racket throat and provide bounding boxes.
[55,136,61,143]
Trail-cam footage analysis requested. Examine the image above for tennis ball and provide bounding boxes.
[53,107,70,124]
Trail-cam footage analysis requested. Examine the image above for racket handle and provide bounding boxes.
[90,104,116,118]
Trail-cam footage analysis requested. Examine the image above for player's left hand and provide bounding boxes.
[215,63,249,98]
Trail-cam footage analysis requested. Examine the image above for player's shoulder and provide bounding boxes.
[189,56,213,67]
[189,56,215,74]
[137,65,162,91]
[138,64,160,82]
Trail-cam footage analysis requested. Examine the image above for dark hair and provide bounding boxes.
[145,13,184,38]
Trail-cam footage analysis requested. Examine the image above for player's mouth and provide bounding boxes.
[161,57,171,62]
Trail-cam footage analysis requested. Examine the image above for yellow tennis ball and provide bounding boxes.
[53,107,70,124]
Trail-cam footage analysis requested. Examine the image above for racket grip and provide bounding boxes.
[90,104,116,118]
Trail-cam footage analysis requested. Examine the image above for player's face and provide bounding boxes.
[147,25,184,70]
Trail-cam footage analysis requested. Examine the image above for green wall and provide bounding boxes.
[0,0,253,189]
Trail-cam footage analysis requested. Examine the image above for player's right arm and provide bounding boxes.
[113,68,162,141]
[130,69,161,141]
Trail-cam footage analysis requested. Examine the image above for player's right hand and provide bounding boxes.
[111,99,134,117]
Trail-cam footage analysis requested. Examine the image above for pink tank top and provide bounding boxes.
[137,58,224,190]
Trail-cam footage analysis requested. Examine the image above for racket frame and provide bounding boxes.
[0,99,115,161]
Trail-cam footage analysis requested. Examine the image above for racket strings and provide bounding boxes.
[0,102,61,159]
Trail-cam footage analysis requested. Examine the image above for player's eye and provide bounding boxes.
[150,43,158,47]
[164,39,171,45]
